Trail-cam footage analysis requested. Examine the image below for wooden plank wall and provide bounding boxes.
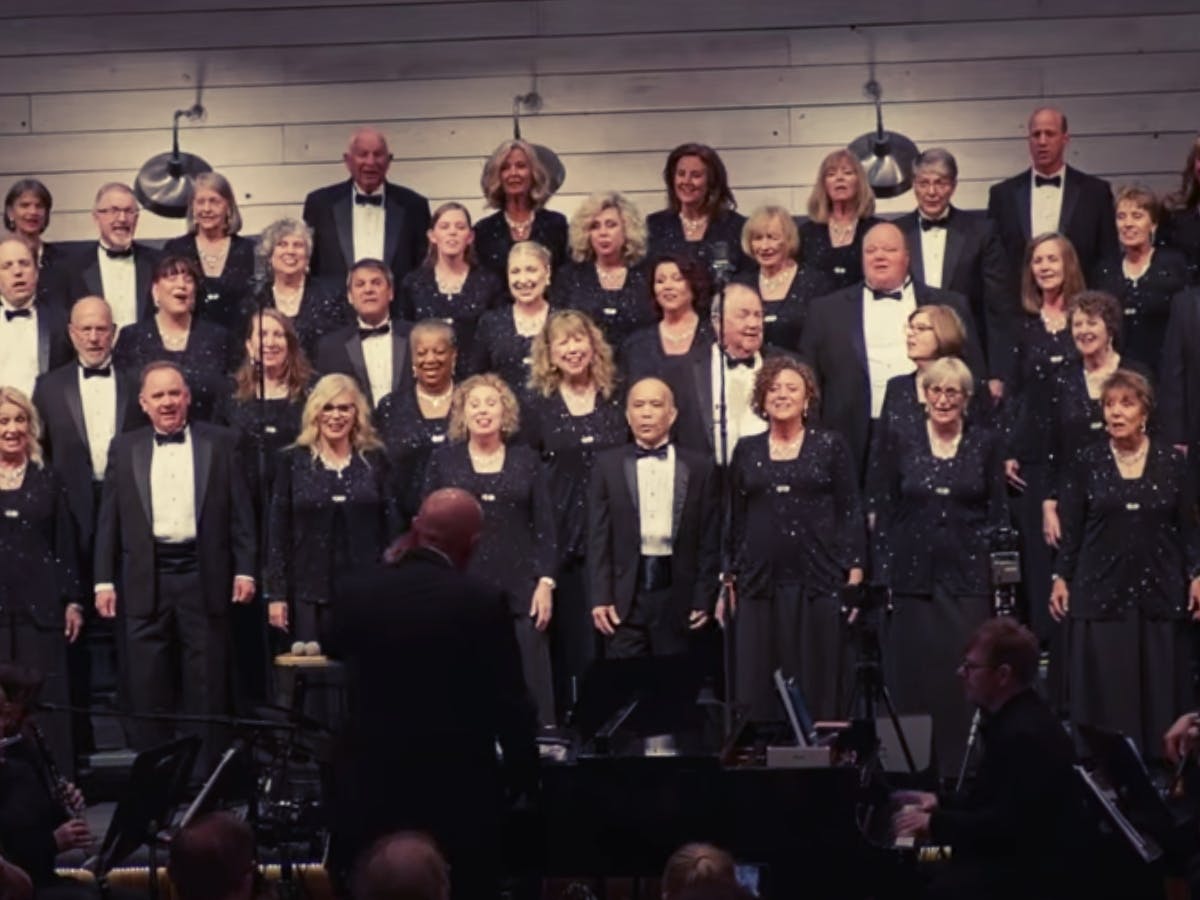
[1,0,1197,242]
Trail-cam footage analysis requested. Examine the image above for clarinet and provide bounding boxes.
[26,720,85,820]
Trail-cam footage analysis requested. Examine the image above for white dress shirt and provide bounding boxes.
[150,427,197,543]
[919,215,950,289]
[1030,167,1066,239]
[78,362,117,480]
[358,318,393,406]
[709,345,766,465]
[862,282,917,418]
[351,183,386,263]
[98,246,138,331]
[635,444,675,556]
[0,299,39,397]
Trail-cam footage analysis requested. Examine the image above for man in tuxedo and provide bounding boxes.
[0,237,71,398]
[799,221,983,480]
[327,488,538,900]
[302,126,431,314]
[987,107,1118,285]
[587,377,720,657]
[61,183,158,331]
[895,149,1012,395]
[315,258,412,407]
[664,282,768,463]
[92,362,256,763]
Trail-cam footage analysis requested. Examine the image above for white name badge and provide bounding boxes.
[1126,502,1141,511]
[1124,308,1137,316]
[265,425,278,435]
[332,495,347,504]
[833,266,847,275]
[935,486,950,496]
[442,317,453,325]
[581,435,595,444]
[481,493,496,502]
[765,314,778,324]
[431,434,446,444]
[1090,421,1103,430]
[522,356,533,367]
[774,484,791,494]
[603,307,617,317]
[3,509,17,519]
[1049,355,1064,364]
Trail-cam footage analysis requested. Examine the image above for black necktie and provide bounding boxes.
[359,323,390,339]
[872,288,903,301]
[4,308,31,321]
[154,430,185,446]
[82,365,112,379]
[636,443,669,460]
[725,354,754,370]
[920,217,948,231]
[355,193,383,207]
[1034,174,1062,188]
[103,245,134,260]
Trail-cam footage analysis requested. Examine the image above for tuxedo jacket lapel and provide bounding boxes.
[333,188,355,269]
[132,433,153,526]
[83,257,103,298]
[671,453,689,540]
[943,216,967,285]
[622,451,639,514]
[390,325,408,393]
[383,190,404,268]
[193,428,213,519]
[1015,177,1032,243]
[63,374,88,451]
[345,334,369,397]
[694,354,714,449]
[1060,167,1083,236]
[902,218,926,284]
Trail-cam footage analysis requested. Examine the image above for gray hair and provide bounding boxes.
[912,148,958,183]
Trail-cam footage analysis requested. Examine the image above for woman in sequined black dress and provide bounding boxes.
[470,241,551,401]
[797,150,882,292]
[618,254,714,383]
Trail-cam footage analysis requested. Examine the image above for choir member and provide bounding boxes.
[587,377,719,658]
[243,217,351,362]
[112,255,233,422]
[798,149,881,292]
[470,241,551,400]
[987,107,1118,284]
[0,388,82,775]
[1001,232,1084,647]
[1090,185,1187,373]
[4,179,68,308]
[1051,369,1200,756]
[423,373,557,725]
[1160,284,1200,464]
[61,182,158,330]
[731,205,831,351]
[554,191,654,350]
[473,139,568,277]
[873,357,1007,776]
[266,374,397,643]
[726,357,865,720]
[302,126,431,295]
[376,319,457,524]
[525,310,627,712]
[162,172,257,331]
[1161,134,1200,285]
[397,201,503,376]
[646,143,747,275]
[0,238,71,400]
[619,254,714,383]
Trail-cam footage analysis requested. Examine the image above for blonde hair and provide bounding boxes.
[480,139,553,210]
[918,356,974,402]
[805,149,876,222]
[529,310,617,400]
[293,373,382,454]
[448,373,521,442]
[568,192,647,265]
[0,386,43,467]
[740,205,800,261]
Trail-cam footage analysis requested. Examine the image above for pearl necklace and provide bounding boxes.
[769,430,804,457]
[417,385,453,407]
[660,319,697,346]
[927,422,963,458]
[0,461,27,490]
[1111,438,1148,466]
[759,262,797,294]
[596,264,627,290]
[829,220,856,245]
[680,213,708,238]
[435,270,467,296]
[504,212,532,240]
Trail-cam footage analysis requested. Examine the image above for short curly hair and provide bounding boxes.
[1068,290,1123,351]
[750,355,820,421]
[448,373,521,442]
[568,191,647,265]
[1100,368,1154,420]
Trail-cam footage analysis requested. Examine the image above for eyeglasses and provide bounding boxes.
[95,206,139,218]
[926,386,963,401]
[906,322,934,333]
[957,659,994,674]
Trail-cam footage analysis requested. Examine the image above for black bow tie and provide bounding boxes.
[359,323,390,339]
[872,288,903,301]
[154,430,185,446]
[103,245,134,260]
[4,308,31,321]
[355,193,383,207]
[636,443,669,460]
[1034,174,1062,188]
[725,354,754,370]
[920,217,949,231]
[82,365,112,379]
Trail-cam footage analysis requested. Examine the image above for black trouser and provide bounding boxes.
[0,610,73,778]
[607,555,687,659]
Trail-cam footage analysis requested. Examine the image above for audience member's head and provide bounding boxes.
[661,842,737,900]
[168,813,256,900]
[352,832,449,900]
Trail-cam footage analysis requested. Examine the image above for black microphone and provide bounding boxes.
[710,241,733,287]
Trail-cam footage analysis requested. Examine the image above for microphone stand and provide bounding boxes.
[710,245,735,743]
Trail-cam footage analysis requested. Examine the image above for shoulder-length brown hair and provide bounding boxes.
[423,201,478,267]
[1020,232,1086,315]
[662,143,736,217]
[806,149,876,223]
[529,310,617,400]
[232,308,313,402]
[480,139,553,211]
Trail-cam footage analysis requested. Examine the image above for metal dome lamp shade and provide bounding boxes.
[847,80,920,199]
[134,104,212,218]
[512,91,566,196]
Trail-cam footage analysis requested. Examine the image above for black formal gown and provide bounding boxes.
[473,209,569,278]
[729,429,866,720]
[162,234,258,331]
[398,266,504,377]
[551,261,656,351]
[422,442,558,725]
[1090,248,1188,374]
[241,279,352,363]
[873,423,1007,776]
[731,264,832,352]
[645,209,748,276]
[522,390,628,717]
[266,447,398,644]
[0,464,79,775]
[1161,206,1200,285]
[617,319,715,384]
[1056,440,1199,757]
[468,305,541,399]
[111,317,233,422]
[797,216,883,293]
[376,386,451,525]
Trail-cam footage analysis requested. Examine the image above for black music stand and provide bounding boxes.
[88,736,200,900]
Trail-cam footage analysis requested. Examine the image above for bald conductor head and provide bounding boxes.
[404,488,483,571]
